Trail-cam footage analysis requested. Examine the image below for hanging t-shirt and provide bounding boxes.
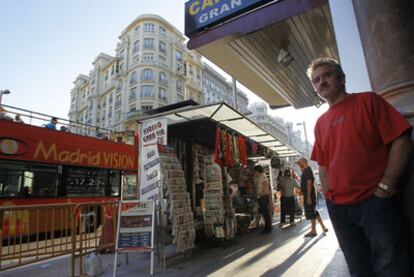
[311,92,412,205]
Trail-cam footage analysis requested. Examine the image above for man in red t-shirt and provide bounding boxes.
[308,58,412,276]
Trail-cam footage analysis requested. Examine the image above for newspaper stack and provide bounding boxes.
[160,154,195,252]
[203,157,226,238]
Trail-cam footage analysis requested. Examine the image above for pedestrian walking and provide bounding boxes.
[254,165,272,234]
[296,157,328,237]
[277,168,300,226]
[308,57,412,276]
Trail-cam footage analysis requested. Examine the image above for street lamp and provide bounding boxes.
[296,121,309,158]
[0,89,11,105]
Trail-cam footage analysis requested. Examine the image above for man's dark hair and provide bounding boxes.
[254,165,264,173]
[51,117,58,122]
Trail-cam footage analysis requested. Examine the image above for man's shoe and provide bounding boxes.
[304,232,317,238]
[289,222,296,226]
[278,222,286,227]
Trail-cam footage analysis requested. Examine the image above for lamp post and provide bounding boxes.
[0,89,11,105]
[296,121,309,158]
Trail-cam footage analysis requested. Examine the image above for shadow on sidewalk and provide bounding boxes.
[261,235,325,276]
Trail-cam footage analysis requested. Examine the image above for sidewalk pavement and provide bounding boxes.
[2,203,350,277]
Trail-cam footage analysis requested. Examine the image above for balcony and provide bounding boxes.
[128,94,136,101]
[140,94,155,99]
[159,79,168,87]
[141,77,155,83]
[140,60,157,66]
[158,61,169,70]
[115,100,121,108]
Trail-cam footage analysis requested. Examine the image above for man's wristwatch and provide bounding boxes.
[377,182,394,196]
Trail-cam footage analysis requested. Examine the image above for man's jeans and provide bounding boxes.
[259,195,272,231]
[326,196,410,277]
[280,196,295,223]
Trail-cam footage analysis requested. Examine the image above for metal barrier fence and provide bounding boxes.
[70,201,118,277]
[0,201,118,276]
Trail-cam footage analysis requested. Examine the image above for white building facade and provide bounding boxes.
[202,63,249,114]
[68,14,203,134]
[249,102,308,160]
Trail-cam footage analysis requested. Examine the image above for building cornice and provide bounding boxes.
[120,14,184,40]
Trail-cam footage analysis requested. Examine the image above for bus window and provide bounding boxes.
[110,170,121,197]
[0,162,58,198]
[31,165,59,197]
[123,172,137,200]
[0,163,24,197]
[65,167,108,197]
[22,171,34,197]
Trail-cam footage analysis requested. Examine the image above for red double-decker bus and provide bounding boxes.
[0,118,138,238]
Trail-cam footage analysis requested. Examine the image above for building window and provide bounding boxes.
[116,80,122,91]
[159,41,166,54]
[176,79,183,91]
[130,71,137,84]
[159,72,168,86]
[144,23,155,32]
[132,40,140,53]
[134,25,140,33]
[142,105,153,112]
[159,88,167,100]
[177,94,184,102]
[141,69,153,81]
[104,71,109,81]
[176,51,182,62]
[140,85,154,97]
[143,54,153,61]
[189,65,193,75]
[119,49,125,61]
[133,55,139,64]
[115,95,121,108]
[159,26,166,35]
[143,38,154,49]
[159,55,166,63]
[129,87,137,101]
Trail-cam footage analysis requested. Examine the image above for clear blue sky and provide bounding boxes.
[0,0,370,144]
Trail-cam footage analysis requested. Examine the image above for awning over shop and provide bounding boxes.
[138,102,300,157]
[186,0,339,109]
